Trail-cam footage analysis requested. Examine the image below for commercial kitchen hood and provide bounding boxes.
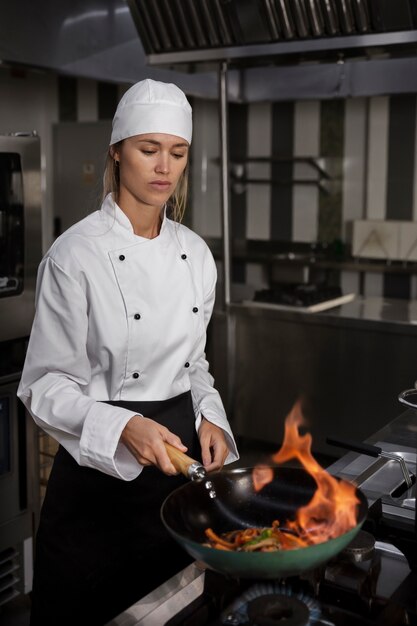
[127,0,417,67]
[2,1,417,101]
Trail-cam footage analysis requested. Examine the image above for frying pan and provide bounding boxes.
[162,445,368,579]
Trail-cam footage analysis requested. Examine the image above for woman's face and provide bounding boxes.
[112,133,189,210]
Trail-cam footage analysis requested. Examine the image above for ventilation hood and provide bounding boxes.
[127,0,417,67]
[2,1,417,103]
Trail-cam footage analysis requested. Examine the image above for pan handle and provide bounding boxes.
[326,437,381,457]
[326,437,413,489]
[164,443,207,481]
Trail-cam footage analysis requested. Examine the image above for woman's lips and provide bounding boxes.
[149,181,171,190]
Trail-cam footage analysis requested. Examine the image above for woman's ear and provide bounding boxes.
[109,146,119,162]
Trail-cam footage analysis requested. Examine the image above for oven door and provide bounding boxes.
[0,374,39,538]
[0,377,32,526]
[0,133,42,342]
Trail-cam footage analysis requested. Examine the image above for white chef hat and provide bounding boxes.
[110,78,192,146]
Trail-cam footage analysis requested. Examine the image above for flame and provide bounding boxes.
[252,465,274,492]
[253,400,360,546]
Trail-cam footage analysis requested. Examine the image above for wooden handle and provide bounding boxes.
[164,443,200,477]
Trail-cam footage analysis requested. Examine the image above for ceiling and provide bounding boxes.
[0,0,225,98]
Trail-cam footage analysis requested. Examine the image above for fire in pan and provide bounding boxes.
[162,402,368,579]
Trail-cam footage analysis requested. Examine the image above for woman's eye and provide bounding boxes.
[172,153,186,159]
[142,150,157,155]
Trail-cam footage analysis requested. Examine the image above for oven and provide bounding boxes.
[0,132,42,342]
[0,132,42,607]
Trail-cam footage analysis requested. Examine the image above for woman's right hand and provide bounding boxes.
[120,415,188,475]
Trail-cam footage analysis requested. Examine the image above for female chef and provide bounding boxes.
[18,78,238,626]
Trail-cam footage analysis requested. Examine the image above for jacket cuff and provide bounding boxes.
[79,402,144,480]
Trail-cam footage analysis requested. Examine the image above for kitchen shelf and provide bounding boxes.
[216,155,339,194]
[206,238,417,275]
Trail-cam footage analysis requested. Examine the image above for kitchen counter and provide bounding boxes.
[229,296,417,335]
[208,297,417,457]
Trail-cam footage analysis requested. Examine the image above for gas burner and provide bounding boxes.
[339,530,375,563]
[221,582,321,626]
[247,594,310,626]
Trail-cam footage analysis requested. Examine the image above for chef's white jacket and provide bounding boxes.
[18,194,239,480]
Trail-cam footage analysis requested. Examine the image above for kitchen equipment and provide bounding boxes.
[0,132,41,606]
[162,446,367,579]
[398,383,417,410]
[109,411,417,625]
[326,436,414,488]
[0,132,42,343]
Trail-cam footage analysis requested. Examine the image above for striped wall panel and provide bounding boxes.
[293,101,320,243]
[270,102,294,241]
[221,92,417,298]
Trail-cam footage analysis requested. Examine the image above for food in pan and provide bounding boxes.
[204,521,307,552]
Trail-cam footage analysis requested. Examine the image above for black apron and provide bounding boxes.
[30,391,200,626]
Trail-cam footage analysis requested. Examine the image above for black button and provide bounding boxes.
[132,372,139,379]
[181,254,187,260]
[134,313,141,320]
[184,362,190,368]
[192,307,198,313]
[119,254,125,261]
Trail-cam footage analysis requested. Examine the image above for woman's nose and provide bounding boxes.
[155,156,169,174]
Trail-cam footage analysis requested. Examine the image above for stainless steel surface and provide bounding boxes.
[3,1,417,103]
[0,0,232,99]
[329,414,417,525]
[398,385,417,409]
[187,462,206,481]
[0,133,42,342]
[146,30,417,66]
[235,296,417,327]
[219,62,231,309]
[379,450,413,488]
[210,301,417,457]
[106,563,205,626]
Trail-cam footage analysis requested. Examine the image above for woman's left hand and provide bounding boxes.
[198,418,229,472]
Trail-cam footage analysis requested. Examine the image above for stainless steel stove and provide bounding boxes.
[107,410,417,626]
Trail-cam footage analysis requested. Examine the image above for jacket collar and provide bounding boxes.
[101,193,169,239]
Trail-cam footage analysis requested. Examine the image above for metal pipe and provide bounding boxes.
[219,61,231,308]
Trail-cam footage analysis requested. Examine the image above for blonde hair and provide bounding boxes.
[102,142,189,223]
